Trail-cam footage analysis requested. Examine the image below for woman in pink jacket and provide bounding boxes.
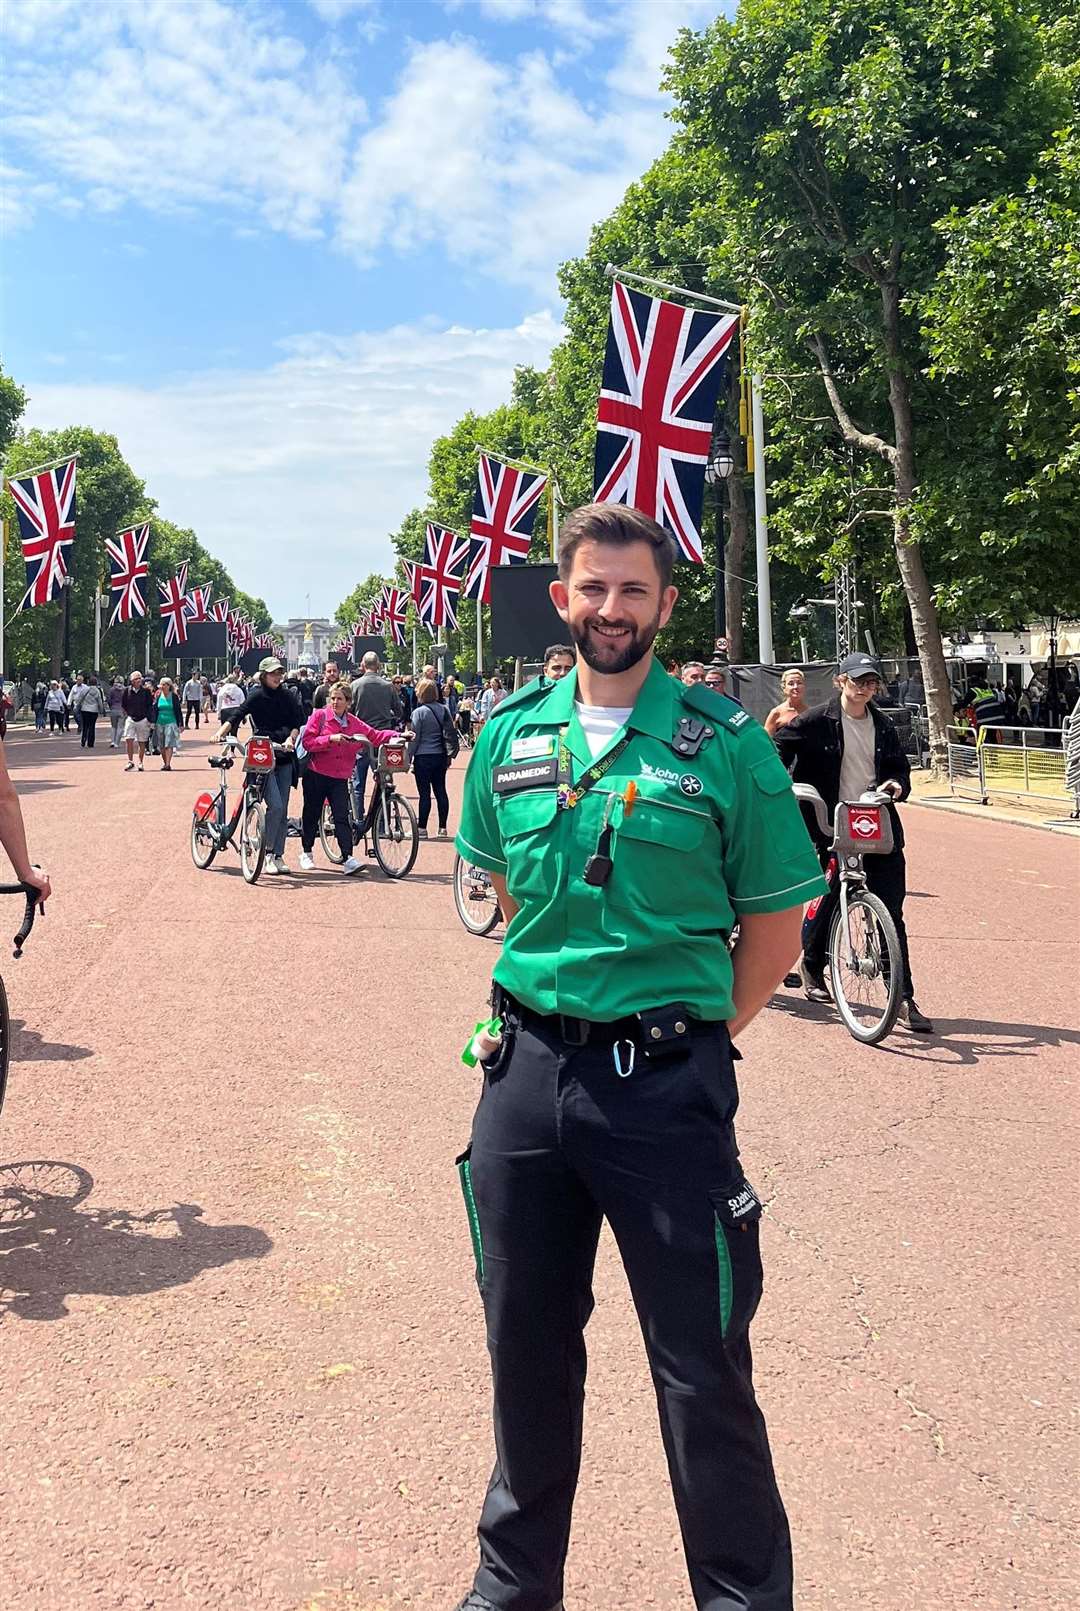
[299,682,400,875]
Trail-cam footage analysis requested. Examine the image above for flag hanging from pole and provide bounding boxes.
[211,597,230,624]
[416,521,468,630]
[463,456,546,604]
[8,457,77,610]
[594,280,738,563]
[158,572,190,647]
[105,522,150,625]
[381,585,408,647]
[184,583,213,623]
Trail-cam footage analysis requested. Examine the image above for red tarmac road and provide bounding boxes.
[1,722,1077,1610]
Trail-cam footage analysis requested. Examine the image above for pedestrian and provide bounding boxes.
[477,675,505,721]
[75,674,108,748]
[182,671,203,728]
[764,668,809,738]
[45,681,67,733]
[153,677,183,770]
[215,671,245,717]
[121,670,155,771]
[32,682,47,733]
[407,678,457,840]
[106,677,126,747]
[541,644,575,684]
[680,660,706,685]
[201,675,213,716]
[451,502,825,1611]
[66,672,86,729]
[312,662,341,711]
[777,651,933,1033]
[350,652,403,814]
[17,677,32,718]
[298,682,399,875]
[215,656,302,874]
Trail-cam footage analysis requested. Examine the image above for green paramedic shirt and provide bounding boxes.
[456,658,826,1023]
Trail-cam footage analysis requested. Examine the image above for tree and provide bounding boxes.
[0,364,27,457]
[669,0,1065,759]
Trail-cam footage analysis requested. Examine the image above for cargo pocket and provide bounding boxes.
[710,1176,764,1342]
[494,789,559,902]
[456,1145,485,1288]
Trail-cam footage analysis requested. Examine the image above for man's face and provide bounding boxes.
[324,665,337,682]
[840,673,879,712]
[682,665,705,686]
[551,540,676,677]
[705,669,725,692]
[130,673,143,687]
[544,653,575,682]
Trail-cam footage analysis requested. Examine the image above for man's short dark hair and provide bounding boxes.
[558,503,677,590]
[543,644,574,664]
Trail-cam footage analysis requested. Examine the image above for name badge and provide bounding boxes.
[492,757,559,794]
[511,734,556,761]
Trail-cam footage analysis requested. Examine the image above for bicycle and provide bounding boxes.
[453,853,502,936]
[318,736,419,879]
[0,881,44,1120]
[792,784,903,1045]
[190,735,288,884]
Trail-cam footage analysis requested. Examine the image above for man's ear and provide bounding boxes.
[658,584,679,631]
[549,578,570,623]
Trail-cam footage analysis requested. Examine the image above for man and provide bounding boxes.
[215,657,302,874]
[453,503,825,1611]
[778,651,933,1033]
[182,671,204,728]
[541,643,574,684]
[350,652,403,808]
[121,671,155,772]
[312,662,341,710]
[215,672,245,716]
[681,659,706,685]
[296,667,316,717]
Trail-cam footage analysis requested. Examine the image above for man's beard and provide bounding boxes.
[569,609,661,676]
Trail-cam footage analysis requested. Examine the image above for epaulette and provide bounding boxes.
[487,676,548,719]
[681,682,757,735]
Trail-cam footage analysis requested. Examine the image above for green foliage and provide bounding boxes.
[0,364,27,457]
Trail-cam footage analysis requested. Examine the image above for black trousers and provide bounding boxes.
[803,845,914,998]
[300,770,351,861]
[79,712,98,748]
[48,709,64,732]
[413,752,449,830]
[460,1018,793,1611]
[185,698,200,728]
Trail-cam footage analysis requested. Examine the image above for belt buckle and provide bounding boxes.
[559,1015,589,1047]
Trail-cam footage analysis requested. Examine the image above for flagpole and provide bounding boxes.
[94,584,101,672]
[3,450,81,483]
[475,606,482,684]
[750,372,774,664]
[604,263,742,316]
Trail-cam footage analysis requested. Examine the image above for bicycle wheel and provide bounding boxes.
[240,799,267,884]
[453,852,501,936]
[0,975,8,1119]
[0,1160,93,1226]
[372,792,419,879]
[319,800,345,865]
[828,889,903,1044]
[190,813,218,870]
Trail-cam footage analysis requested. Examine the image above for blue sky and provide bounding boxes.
[2,0,720,618]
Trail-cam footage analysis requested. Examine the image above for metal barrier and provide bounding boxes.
[946,724,1070,808]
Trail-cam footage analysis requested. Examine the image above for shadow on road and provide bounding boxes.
[0,1160,272,1321]
[9,779,72,795]
[9,1019,92,1062]
[875,1016,1080,1067]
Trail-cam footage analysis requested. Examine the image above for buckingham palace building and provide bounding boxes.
[274,619,336,671]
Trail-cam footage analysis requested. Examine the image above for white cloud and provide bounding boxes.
[21,311,562,617]
[306,0,377,19]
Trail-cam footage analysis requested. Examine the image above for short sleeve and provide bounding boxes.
[722,728,826,914]
[455,722,507,874]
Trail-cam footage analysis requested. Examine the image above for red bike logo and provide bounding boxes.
[848,808,883,840]
[244,737,275,773]
[381,745,405,772]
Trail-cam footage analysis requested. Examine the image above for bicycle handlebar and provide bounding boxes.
[0,880,43,957]
[792,784,893,839]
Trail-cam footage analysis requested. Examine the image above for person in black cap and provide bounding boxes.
[777,652,933,1033]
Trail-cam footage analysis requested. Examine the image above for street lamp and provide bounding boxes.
[704,430,735,640]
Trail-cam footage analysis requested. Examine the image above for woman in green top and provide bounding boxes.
[154,677,183,771]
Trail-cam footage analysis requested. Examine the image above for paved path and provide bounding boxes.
[1,724,1076,1610]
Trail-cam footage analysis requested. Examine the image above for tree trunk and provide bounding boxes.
[725,435,748,665]
[881,278,953,773]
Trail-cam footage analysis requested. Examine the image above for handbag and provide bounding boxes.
[436,702,459,762]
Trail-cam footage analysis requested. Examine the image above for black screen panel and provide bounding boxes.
[489,565,564,661]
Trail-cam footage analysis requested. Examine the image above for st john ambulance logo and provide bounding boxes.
[679,774,703,797]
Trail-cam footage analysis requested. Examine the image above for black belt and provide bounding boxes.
[500,990,720,1053]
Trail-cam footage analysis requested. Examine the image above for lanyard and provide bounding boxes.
[556,724,632,810]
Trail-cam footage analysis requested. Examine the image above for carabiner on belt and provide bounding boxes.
[613,1038,636,1078]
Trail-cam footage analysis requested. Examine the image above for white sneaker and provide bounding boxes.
[342,855,362,876]
[274,855,289,874]
[299,852,315,872]
[265,858,281,875]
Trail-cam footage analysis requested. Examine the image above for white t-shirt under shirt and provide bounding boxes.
[839,711,876,800]
[576,702,633,760]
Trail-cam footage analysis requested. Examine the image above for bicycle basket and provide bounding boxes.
[834,801,894,856]
[243,736,276,774]
[379,742,406,773]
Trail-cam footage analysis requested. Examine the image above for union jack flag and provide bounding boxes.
[463,456,546,604]
[105,521,150,625]
[176,560,189,595]
[211,597,230,624]
[158,572,189,648]
[8,457,77,611]
[414,522,469,629]
[184,584,213,623]
[594,282,738,563]
[381,584,408,647]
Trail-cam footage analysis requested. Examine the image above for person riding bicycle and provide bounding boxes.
[0,740,51,911]
[777,652,933,1033]
[214,656,302,876]
[298,682,402,875]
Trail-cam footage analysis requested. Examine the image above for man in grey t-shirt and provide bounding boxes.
[350,653,403,806]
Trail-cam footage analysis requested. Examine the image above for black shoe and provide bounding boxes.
[783,971,800,988]
[899,999,934,1034]
[453,1597,563,1611]
[800,960,830,1003]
